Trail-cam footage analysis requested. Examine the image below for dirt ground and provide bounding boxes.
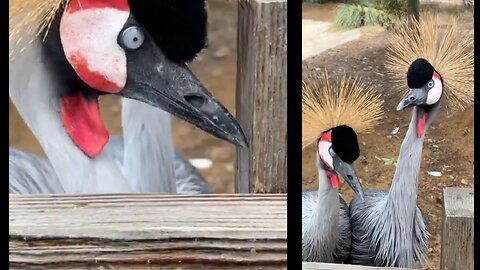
[9,0,239,194]
[302,4,474,269]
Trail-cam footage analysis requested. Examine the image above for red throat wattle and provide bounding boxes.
[327,171,340,189]
[60,92,109,158]
[417,111,428,138]
[67,0,129,12]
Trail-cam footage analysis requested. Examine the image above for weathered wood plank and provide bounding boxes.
[440,187,474,270]
[302,262,413,270]
[235,0,288,193]
[10,194,287,269]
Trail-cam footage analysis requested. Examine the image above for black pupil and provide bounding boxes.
[133,37,138,42]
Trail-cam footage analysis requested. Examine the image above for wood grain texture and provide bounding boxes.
[10,194,287,269]
[440,188,474,270]
[302,262,414,270]
[235,0,288,193]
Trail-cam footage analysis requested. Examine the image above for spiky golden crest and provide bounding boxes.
[385,12,474,112]
[302,71,384,149]
[9,0,69,60]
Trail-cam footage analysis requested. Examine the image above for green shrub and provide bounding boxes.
[363,7,394,27]
[335,5,365,28]
[335,5,393,28]
[302,0,327,3]
[367,0,407,16]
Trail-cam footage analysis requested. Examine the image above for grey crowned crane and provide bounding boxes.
[9,0,247,194]
[301,73,384,262]
[349,13,474,268]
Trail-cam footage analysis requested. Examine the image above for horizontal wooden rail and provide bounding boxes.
[10,194,287,269]
[302,262,413,269]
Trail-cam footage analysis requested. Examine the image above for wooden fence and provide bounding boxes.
[10,194,287,269]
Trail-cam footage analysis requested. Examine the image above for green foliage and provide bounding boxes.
[335,5,365,28]
[372,0,407,16]
[358,0,407,16]
[335,4,393,29]
[382,157,397,166]
[302,0,327,3]
[363,7,394,27]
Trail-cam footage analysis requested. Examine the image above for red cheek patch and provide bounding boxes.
[68,0,129,13]
[60,3,129,93]
[69,53,123,93]
[60,92,109,158]
[320,130,332,143]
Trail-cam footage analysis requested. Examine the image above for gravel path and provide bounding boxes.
[302,19,362,60]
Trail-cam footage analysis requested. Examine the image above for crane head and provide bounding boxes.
[397,58,444,111]
[29,0,247,158]
[317,125,364,199]
[397,58,444,137]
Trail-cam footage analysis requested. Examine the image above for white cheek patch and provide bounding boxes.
[426,77,442,105]
[60,8,129,93]
[318,141,333,170]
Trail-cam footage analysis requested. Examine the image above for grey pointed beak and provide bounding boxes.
[396,88,427,111]
[334,159,364,200]
[119,36,248,148]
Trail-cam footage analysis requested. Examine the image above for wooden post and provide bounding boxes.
[440,188,474,270]
[10,194,287,269]
[235,0,288,193]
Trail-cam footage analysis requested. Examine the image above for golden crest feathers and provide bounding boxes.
[385,12,474,112]
[9,0,69,60]
[302,71,384,149]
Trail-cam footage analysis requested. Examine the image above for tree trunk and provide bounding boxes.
[407,0,420,21]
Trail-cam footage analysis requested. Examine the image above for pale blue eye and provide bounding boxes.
[120,26,144,50]
[427,80,434,88]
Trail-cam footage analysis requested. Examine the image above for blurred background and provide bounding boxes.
[9,0,239,194]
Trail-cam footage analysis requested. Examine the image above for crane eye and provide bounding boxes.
[427,80,434,89]
[119,26,145,50]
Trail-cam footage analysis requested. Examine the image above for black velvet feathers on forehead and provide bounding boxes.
[129,0,208,63]
[330,125,360,163]
[407,58,435,88]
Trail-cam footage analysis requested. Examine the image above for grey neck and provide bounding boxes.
[315,155,339,230]
[9,39,132,194]
[121,98,176,193]
[387,101,441,208]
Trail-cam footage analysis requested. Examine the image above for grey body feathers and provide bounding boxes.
[9,148,64,194]
[106,135,210,194]
[349,107,432,268]
[349,189,428,267]
[9,144,210,195]
[302,189,351,263]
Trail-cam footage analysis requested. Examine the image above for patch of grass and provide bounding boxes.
[335,4,393,29]
[335,5,365,28]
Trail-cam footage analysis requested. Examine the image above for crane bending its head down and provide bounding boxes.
[9,0,247,193]
[301,72,383,262]
[302,73,384,198]
[10,0,247,158]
